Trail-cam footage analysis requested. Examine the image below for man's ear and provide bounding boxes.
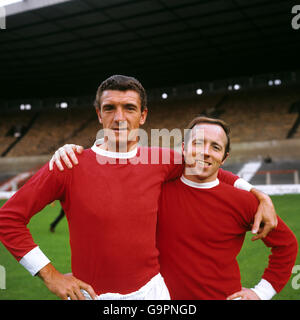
[221,152,229,165]
[95,108,103,124]
[139,108,148,125]
[182,142,185,158]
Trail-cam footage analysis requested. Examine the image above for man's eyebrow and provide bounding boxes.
[102,103,115,108]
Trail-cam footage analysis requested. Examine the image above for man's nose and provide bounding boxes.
[203,143,210,156]
[114,108,126,122]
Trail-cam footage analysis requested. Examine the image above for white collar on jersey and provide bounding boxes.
[180,175,219,189]
[91,139,138,159]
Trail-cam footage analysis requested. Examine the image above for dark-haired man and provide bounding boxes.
[157,117,298,300]
[0,75,277,300]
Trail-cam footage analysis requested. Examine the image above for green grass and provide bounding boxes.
[0,200,70,300]
[0,195,299,300]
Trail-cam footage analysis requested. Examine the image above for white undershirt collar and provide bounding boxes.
[91,139,138,159]
[180,175,219,189]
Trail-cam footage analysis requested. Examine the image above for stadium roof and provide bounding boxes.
[1,0,300,100]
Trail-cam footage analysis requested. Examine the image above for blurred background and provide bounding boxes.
[0,0,299,299]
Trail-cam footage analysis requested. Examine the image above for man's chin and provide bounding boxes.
[184,165,205,177]
[184,165,218,179]
[108,138,135,152]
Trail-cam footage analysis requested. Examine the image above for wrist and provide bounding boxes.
[250,188,270,203]
[37,263,58,282]
[19,246,51,276]
[251,279,277,300]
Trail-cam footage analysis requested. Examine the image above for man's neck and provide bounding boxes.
[100,140,138,153]
[183,169,218,184]
[92,139,138,159]
[180,174,219,189]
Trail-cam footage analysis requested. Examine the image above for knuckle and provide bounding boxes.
[85,285,92,291]
[59,289,68,297]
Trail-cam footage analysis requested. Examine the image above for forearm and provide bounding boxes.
[262,217,298,292]
[235,182,278,237]
[0,205,40,262]
[250,187,272,203]
[37,263,59,282]
[252,188,278,232]
[0,209,51,275]
[0,186,52,265]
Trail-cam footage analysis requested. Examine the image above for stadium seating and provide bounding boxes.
[142,92,224,148]
[1,85,300,157]
[0,112,35,156]
[3,108,99,157]
[293,129,300,139]
[143,85,300,146]
[219,86,300,143]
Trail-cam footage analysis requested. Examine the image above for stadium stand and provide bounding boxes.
[3,108,99,157]
[138,85,300,147]
[0,111,36,156]
[293,127,300,139]
[288,101,300,139]
[142,92,224,147]
[219,86,300,143]
[1,85,300,157]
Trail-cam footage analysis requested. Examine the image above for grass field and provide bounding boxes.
[0,195,299,300]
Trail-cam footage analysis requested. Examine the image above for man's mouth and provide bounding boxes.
[195,159,211,167]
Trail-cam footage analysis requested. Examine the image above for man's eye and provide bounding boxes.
[126,106,136,111]
[103,106,113,111]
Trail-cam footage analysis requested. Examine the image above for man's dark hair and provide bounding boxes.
[185,116,231,160]
[94,75,147,112]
